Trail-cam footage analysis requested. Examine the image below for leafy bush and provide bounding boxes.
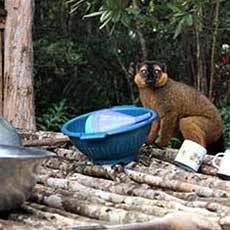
[36,99,69,131]
[220,106,230,147]
[33,0,230,134]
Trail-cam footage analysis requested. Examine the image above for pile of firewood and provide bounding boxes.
[1,130,230,230]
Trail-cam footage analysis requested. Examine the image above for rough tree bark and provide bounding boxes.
[132,0,148,61]
[0,13,3,115]
[0,7,7,115]
[209,0,221,101]
[3,0,36,130]
[194,5,209,96]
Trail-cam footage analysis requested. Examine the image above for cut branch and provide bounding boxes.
[125,169,230,198]
[38,176,218,217]
[23,137,70,147]
[37,173,185,204]
[31,185,156,224]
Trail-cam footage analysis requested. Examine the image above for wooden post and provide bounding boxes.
[3,0,36,130]
[0,8,6,115]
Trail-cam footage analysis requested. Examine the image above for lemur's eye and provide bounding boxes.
[141,69,148,75]
[154,69,161,75]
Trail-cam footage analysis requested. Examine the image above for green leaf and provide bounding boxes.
[174,12,185,18]
[83,11,103,18]
[68,0,87,14]
[126,7,140,15]
[148,1,154,13]
[112,10,121,23]
[173,18,184,39]
[100,10,112,22]
[185,14,193,26]
[99,17,112,30]
[65,0,80,4]
[120,14,131,28]
[167,3,180,13]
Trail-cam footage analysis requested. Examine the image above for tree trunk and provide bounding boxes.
[209,0,221,101]
[132,0,148,61]
[0,7,6,115]
[3,0,36,130]
[0,29,3,114]
[195,7,208,95]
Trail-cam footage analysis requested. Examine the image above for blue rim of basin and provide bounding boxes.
[61,105,157,140]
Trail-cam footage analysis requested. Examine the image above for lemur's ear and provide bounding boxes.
[161,63,167,73]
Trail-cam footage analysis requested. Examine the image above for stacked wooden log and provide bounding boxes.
[1,130,229,229]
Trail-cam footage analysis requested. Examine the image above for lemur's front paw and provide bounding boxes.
[145,136,155,145]
[155,139,167,148]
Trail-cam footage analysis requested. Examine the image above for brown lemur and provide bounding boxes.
[134,61,224,154]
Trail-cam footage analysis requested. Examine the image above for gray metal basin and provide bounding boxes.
[0,145,55,211]
[0,116,56,211]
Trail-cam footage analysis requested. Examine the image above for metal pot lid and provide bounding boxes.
[0,117,22,146]
[0,117,56,159]
[0,144,56,159]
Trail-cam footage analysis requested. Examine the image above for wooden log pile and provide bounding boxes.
[1,130,230,229]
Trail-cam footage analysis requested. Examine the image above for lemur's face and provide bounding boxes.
[134,61,167,89]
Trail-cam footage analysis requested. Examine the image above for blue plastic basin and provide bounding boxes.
[61,105,157,165]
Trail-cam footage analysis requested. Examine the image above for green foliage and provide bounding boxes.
[33,38,86,116]
[220,107,230,147]
[66,0,160,32]
[36,100,69,131]
[67,0,131,30]
[37,39,83,67]
[168,137,182,149]
[167,1,208,38]
[33,0,230,132]
[167,1,194,39]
